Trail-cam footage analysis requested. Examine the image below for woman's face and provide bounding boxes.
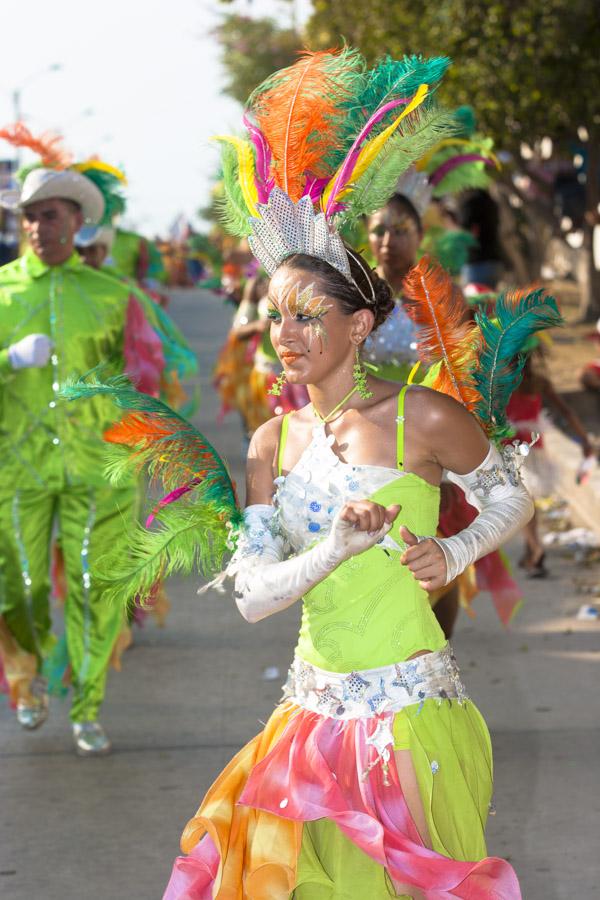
[267,265,373,385]
[368,203,422,277]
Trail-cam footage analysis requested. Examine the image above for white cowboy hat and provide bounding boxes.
[0,167,104,224]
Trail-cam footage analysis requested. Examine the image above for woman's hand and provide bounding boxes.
[400,526,448,592]
[330,501,401,560]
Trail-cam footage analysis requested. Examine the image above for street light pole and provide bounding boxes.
[10,63,62,168]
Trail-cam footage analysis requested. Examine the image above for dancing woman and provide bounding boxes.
[160,51,536,899]
[66,50,560,897]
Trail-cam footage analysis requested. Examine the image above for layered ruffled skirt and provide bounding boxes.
[164,648,520,899]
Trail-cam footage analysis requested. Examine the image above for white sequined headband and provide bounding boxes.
[248,187,375,305]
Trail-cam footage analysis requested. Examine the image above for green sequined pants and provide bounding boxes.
[0,484,136,722]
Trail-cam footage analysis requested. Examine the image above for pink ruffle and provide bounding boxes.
[165,835,220,900]
[124,295,165,397]
[239,708,521,899]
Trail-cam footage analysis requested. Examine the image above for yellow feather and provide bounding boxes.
[212,136,259,217]
[73,160,127,183]
[323,83,429,211]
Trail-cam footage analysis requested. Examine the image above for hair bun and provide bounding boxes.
[369,269,395,330]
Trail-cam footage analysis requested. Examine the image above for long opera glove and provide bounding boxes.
[229,504,393,623]
[432,444,534,586]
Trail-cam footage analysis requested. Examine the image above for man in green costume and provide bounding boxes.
[0,166,152,755]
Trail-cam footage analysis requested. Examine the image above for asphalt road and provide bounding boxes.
[1,288,598,899]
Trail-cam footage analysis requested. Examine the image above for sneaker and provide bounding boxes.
[16,676,49,730]
[72,721,112,757]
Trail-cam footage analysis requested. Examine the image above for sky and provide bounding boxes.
[0,0,312,236]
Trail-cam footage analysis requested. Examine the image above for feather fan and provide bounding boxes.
[403,256,481,411]
[60,371,242,604]
[0,121,72,169]
[473,289,563,439]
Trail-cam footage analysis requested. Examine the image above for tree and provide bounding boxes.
[213,12,301,105]
[307,0,600,318]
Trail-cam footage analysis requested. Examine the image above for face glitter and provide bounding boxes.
[267,281,331,350]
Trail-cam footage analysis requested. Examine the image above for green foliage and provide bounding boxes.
[306,0,600,153]
[214,12,301,104]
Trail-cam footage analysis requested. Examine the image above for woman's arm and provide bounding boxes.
[401,390,534,591]
[232,419,399,623]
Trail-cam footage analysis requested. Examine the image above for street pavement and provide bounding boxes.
[1,288,598,899]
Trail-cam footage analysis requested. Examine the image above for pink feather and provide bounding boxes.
[429,153,496,187]
[243,113,274,203]
[324,97,409,217]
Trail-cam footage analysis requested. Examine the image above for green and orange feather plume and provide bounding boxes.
[60,371,242,606]
[403,258,563,441]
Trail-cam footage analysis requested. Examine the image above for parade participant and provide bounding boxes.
[160,49,530,896]
[0,127,172,755]
[363,191,426,382]
[507,343,595,577]
[64,50,559,895]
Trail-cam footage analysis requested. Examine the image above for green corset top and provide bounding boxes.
[274,386,446,673]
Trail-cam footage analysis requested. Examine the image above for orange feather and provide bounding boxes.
[0,122,72,169]
[250,49,357,201]
[403,255,482,412]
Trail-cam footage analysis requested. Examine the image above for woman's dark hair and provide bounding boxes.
[280,249,395,331]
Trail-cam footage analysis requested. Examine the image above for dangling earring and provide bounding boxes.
[353,347,373,400]
[268,372,287,396]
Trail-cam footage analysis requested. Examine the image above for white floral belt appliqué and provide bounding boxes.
[282,644,468,721]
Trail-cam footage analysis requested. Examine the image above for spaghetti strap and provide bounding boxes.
[396,386,409,470]
[277,414,290,477]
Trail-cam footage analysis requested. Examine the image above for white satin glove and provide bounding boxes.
[433,443,534,585]
[8,334,53,370]
[230,504,394,624]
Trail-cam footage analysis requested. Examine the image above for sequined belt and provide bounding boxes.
[282,644,468,720]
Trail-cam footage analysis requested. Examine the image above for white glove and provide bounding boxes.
[432,443,534,585]
[230,504,393,624]
[8,334,53,370]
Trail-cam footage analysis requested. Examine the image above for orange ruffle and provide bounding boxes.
[180,703,301,898]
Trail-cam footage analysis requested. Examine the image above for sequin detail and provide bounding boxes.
[282,645,468,720]
[274,423,405,554]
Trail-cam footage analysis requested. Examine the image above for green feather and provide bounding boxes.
[217,141,253,237]
[339,55,451,154]
[79,168,127,225]
[474,290,563,441]
[337,106,457,224]
[95,486,244,608]
[60,369,243,606]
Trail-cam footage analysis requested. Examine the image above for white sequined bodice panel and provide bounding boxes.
[364,302,420,368]
[274,423,405,554]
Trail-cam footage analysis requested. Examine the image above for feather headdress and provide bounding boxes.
[214,49,457,279]
[61,371,242,606]
[72,159,127,225]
